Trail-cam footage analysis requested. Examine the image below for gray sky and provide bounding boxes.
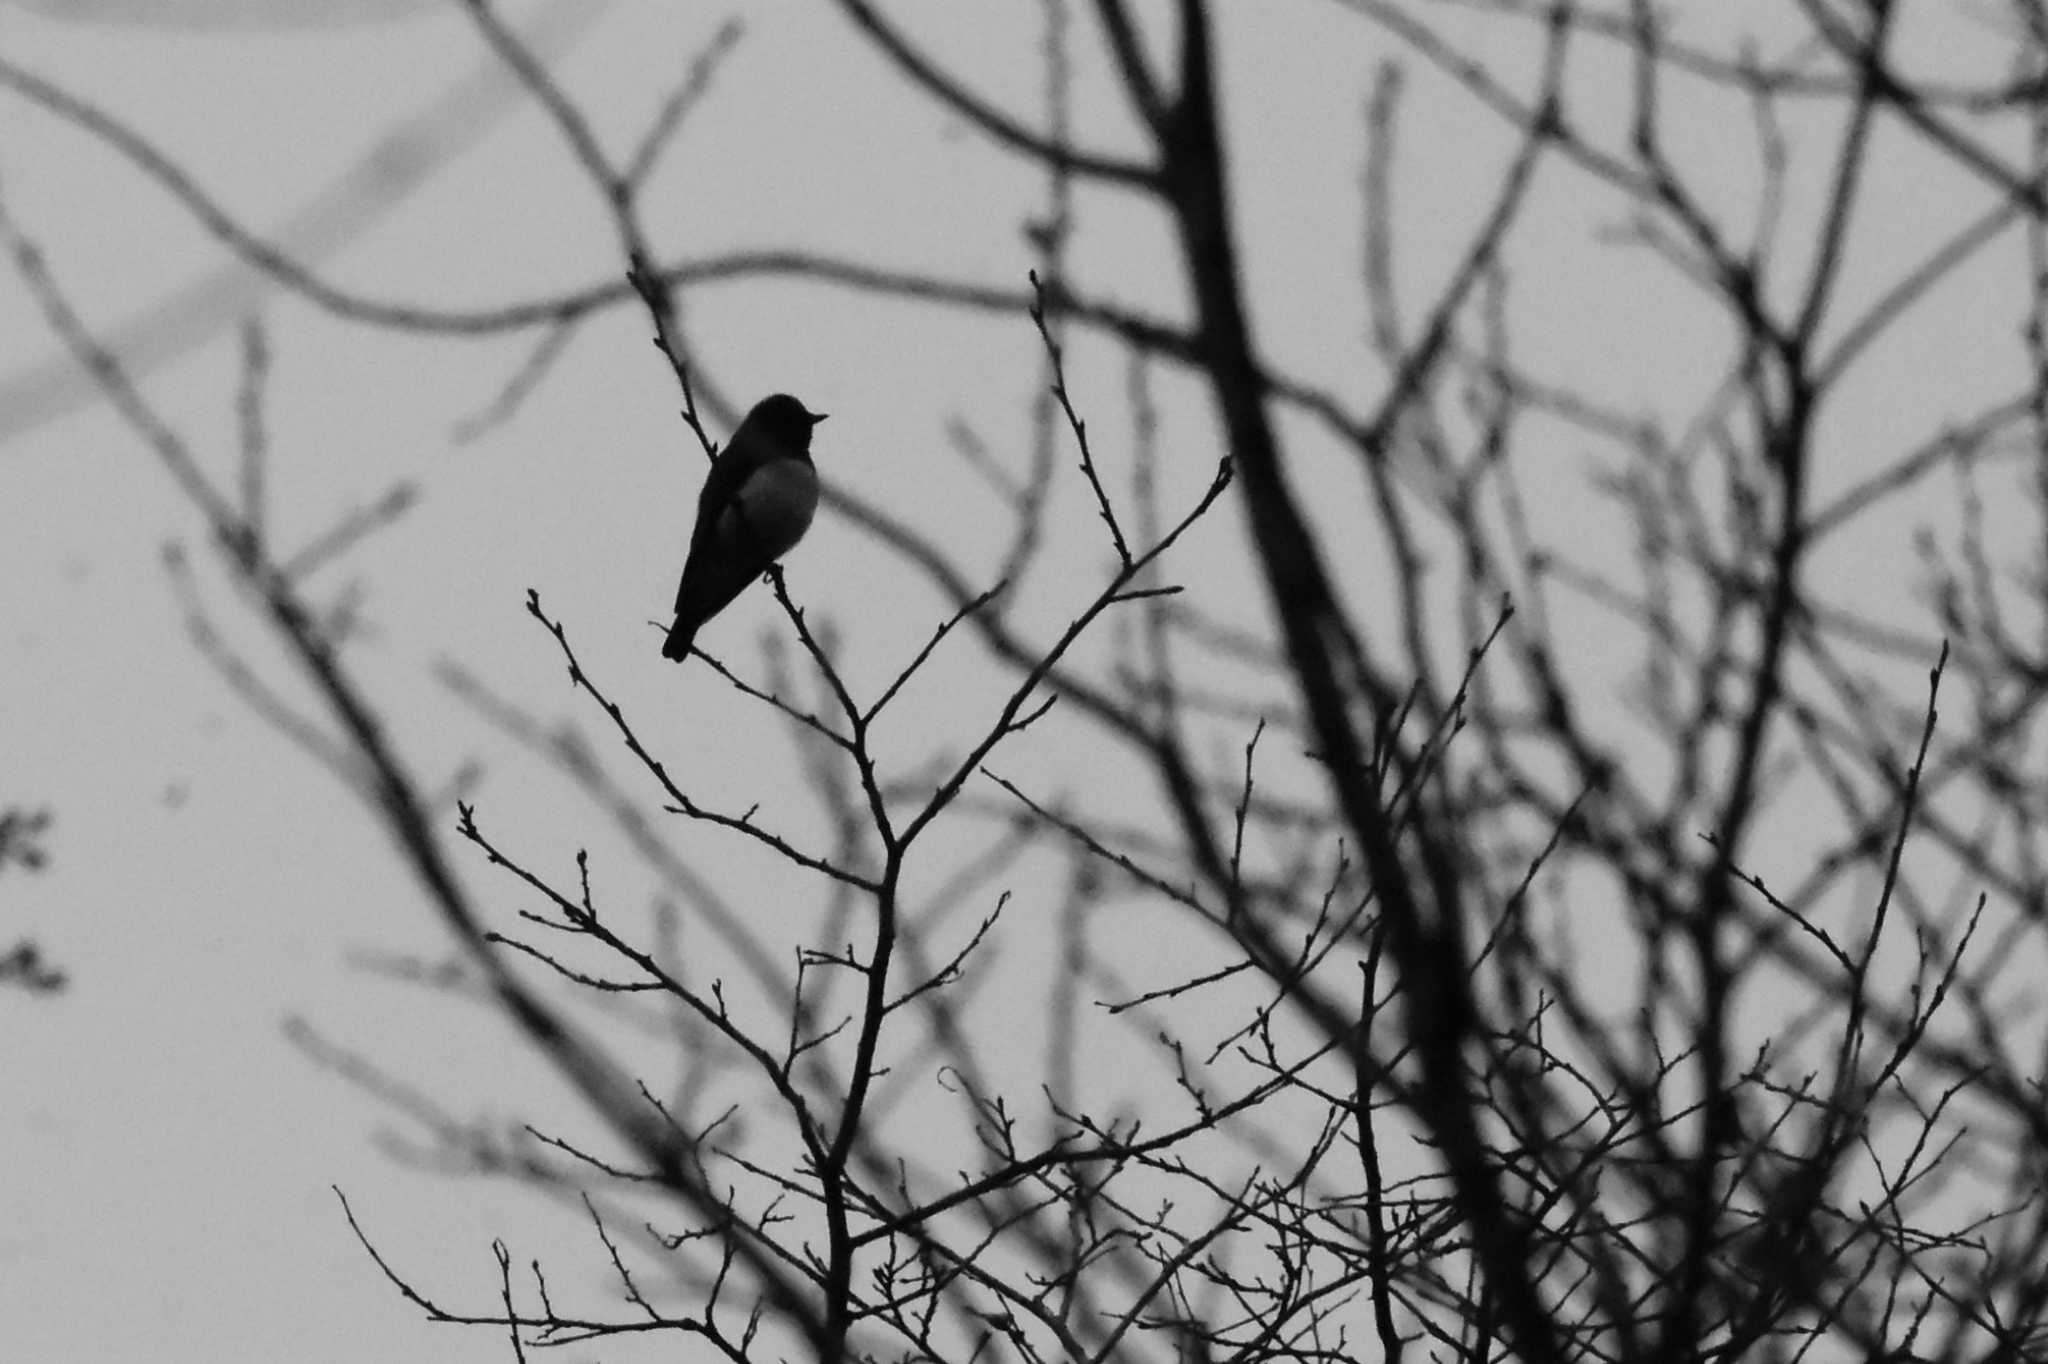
[0,3,2026,1360]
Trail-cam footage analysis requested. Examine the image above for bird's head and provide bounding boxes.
[751,393,828,452]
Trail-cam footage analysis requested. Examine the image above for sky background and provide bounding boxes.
[0,3,2028,1360]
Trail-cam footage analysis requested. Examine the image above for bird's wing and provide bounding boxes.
[687,442,759,551]
[673,441,766,615]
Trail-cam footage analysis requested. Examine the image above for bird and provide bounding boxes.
[661,393,827,662]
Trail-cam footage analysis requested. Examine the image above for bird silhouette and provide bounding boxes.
[662,394,826,662]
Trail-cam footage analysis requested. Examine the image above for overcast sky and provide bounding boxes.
[0,3,2027,1361]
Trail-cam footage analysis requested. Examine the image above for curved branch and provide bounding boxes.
[834,0,1159,190]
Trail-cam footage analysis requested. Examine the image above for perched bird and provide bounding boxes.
[662,393,827,662]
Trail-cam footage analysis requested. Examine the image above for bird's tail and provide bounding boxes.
[661,617,697,663]
[665,567,752,663]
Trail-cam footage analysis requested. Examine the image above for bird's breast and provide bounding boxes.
[724,458,819,559]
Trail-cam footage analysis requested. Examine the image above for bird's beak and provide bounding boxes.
[811,412,829,424]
